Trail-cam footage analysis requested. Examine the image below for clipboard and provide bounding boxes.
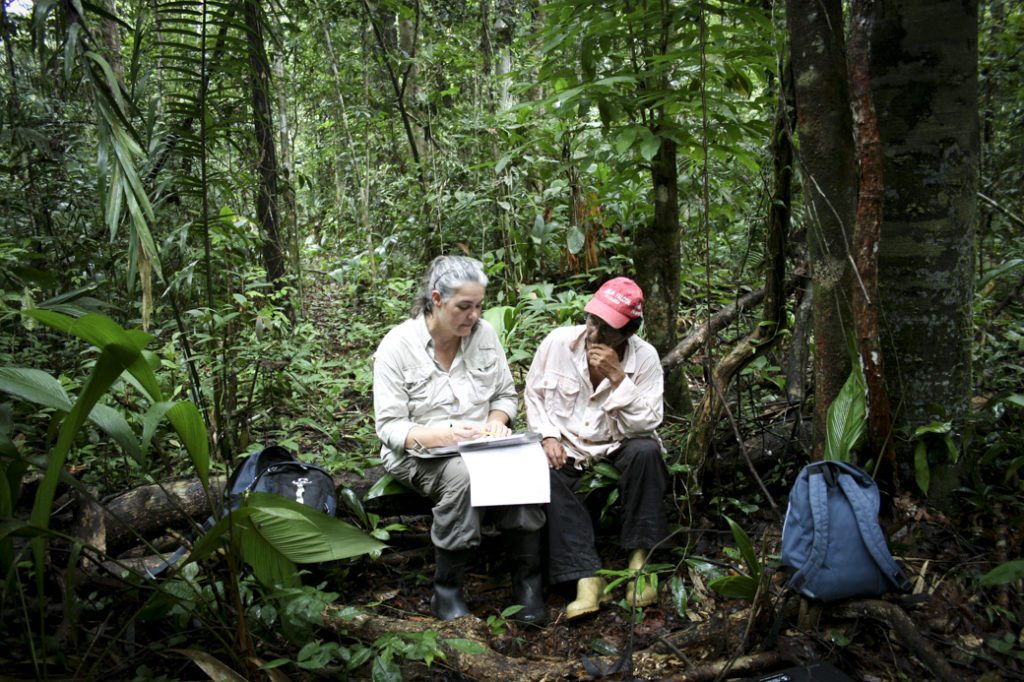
[460,439,550,506]
[413,431,542,458]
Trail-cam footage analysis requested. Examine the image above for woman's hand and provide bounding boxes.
[478,420,512,438]
[450,424,479,443]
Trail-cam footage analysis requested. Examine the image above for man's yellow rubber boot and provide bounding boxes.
[566,576,607,620]
[624,549,658,607]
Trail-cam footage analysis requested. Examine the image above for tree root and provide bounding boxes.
[832,599,964,682]
[656,651,783,681]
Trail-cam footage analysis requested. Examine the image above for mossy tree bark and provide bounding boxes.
[787,0,860,460]
[870,0,978,493]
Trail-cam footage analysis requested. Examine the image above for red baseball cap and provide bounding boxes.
[584,277,644,329]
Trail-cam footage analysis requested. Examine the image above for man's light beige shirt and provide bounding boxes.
[525,324,664,468]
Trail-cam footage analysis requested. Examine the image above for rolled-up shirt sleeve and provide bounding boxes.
[373,334,418,455]
[597,347,663,436]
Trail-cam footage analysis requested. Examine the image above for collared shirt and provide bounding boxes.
[524,325,664,468]
[373,315,517,469]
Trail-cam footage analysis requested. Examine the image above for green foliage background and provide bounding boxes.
[0,0,1022,678]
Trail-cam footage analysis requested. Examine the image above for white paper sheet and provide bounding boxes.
[459,442,550,507]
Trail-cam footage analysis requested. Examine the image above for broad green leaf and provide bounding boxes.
[669,574,687,617]
[371,656,402,682]
[591,461,621,481]
[140,401,176,458]
[913,421,951,437]
[483,306,515,339]
[88,403,142,464]
[639,131,662,161]
[981,559,1024,586]
[23,311,163,401]
[615,126,641,154]
[532,213,547,239]
[724,515,760,580]
[187,494,385,590]
[824,364,866,462]
[243,492,385,563]
[443,639,488,654]
[339,487,370,527]
[365,473,411,499]
[978,257,1024,288]
[166,401,209,487]
[0,367,73,412]
[567,226,585,254]
[708,573,759,600]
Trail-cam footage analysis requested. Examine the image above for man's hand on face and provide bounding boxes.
[587,342,626,386]
[542,436,568,469]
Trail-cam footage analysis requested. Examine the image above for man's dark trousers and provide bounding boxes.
[545,437,669,584]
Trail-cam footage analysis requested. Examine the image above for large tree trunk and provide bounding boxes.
[870,0,978,495]
[787,0,859,459]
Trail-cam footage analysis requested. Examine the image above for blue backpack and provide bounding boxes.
[781,460,910,602]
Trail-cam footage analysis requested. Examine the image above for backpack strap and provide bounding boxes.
[787,463,834,597]
[836,470,911,592]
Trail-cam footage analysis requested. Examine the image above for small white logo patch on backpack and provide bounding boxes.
[293,477,312,504]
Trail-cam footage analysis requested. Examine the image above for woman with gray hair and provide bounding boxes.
[372,255,547,624]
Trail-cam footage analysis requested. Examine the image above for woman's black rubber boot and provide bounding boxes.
[506,530,548,626]
[430,547,471,620]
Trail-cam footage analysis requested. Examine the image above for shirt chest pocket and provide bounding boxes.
[466,350,501,404]
[402,364,439,408]
[538,372,580,419]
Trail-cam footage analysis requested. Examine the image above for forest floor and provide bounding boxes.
[291,278,1021,682]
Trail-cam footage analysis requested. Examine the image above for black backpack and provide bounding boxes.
[222,445,337,518]
[147,445,337,578]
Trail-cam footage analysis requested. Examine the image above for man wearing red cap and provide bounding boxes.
[524,277,669,620]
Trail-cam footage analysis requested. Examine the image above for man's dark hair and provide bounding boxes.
[620,316,642,336]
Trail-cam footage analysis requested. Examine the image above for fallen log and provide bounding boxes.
[72,476,226,557]
[661,271,809,373]
[662,287,767,372]
[70,465,426,558]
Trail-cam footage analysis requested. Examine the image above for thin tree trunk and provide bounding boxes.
[360,0,428,192]
[319,8,377,281]
[681,89,792,481]
[787,0,859,459]
[244,0,288,291]
[634,134,680,356]
[847,0,896,483]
